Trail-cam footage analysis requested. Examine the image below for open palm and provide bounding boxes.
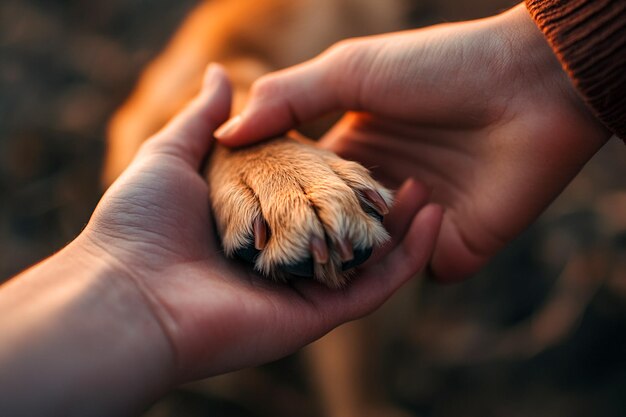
[84,65,442,383]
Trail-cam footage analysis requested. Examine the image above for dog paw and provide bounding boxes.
[207,136,392,288]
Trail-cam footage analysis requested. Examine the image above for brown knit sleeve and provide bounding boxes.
[525,0,626,139]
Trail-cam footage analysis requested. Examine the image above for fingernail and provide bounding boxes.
[215,115,241,139]
[310,236,329,264]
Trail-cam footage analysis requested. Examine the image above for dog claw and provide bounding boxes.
[362,189,389,216]
[310,236,329,264]
[253,216,268,250]
[336,237,354,262]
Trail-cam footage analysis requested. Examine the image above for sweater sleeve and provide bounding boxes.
[525,0,626,139]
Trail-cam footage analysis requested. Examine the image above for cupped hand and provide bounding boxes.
[80,64,442,382]
[214,4,611,281]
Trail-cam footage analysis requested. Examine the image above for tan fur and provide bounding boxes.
[208,137,392,287]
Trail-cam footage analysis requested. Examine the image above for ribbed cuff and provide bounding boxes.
[526,0,626,139]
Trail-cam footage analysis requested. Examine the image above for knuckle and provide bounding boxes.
[250,75,281,98]
[327,39,356,57]
[324,38,367,64]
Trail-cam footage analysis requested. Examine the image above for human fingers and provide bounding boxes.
[214,41,371,146]
[292,202,442,324]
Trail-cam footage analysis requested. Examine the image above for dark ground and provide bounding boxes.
[1,1,625,416]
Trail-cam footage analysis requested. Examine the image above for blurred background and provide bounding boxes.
[1,0,625,416]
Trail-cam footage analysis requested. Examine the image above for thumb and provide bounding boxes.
[215,44,366,147]
[142,63,232,169]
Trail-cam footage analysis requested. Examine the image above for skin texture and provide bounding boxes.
[0,66,442,417]
[215,3,613,281]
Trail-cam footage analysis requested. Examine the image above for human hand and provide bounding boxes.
[0,64,442,416]
[81,65,442,381]
[214,4,612,281]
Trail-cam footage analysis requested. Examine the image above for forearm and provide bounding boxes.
[0,238,173,417]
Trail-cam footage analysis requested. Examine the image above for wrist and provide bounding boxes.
[493,3,611,143]
[62,236,177,410]
[0,237,175,416]
[526,0,625,140]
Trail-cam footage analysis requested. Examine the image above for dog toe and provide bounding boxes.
[208,139,392,287]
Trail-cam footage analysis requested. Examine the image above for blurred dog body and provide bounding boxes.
[104,0,407,184]
[105,0,409,416]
